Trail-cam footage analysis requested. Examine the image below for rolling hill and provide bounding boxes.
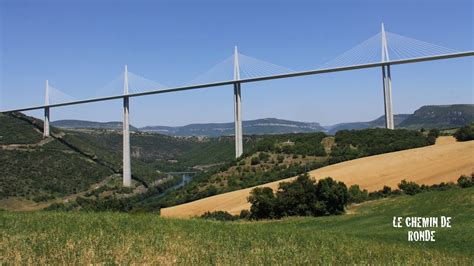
[51,104,474,136]
[139,118,325,136]
[161,136,474,217]
[0,112,238,207]
[399,104,474,129]
[325,114,410,134]
[51,120,139,131]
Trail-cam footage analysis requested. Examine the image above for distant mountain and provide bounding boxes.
[326,114,411,135]
[398,104,474,129]
[51,104,474,136]
[52,120,139,131]
[141,118,325,136]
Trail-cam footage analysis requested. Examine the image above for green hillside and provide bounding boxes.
[51,119,139,131]
[1,188,472,264]
[157,128,435,209]
[399,104,474,129]
[0,113,114,200]
[0,111,442,211]
[0,112,237,202]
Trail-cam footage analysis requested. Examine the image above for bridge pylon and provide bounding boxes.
[381,23,394,129]
[123,65,132,187]
[233,46,243,158]
[43,80,50,137]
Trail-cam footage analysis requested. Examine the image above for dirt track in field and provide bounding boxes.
[161,137,474,218]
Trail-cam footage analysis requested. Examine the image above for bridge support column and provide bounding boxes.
[123,65,132,187]
[234,46,243,158]
[381,23,394,129]
[234,82,243,157]
[382,65,394,129]
[43,80,50,137]
[44,107,50,137]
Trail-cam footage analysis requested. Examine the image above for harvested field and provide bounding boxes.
[162,137,474,217]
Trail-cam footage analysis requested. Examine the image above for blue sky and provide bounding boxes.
[0,0,472,127]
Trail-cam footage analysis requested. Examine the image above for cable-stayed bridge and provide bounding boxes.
[2,24,473,187]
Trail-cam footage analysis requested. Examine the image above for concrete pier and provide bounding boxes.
[233,46,243,158]
[43,80,50,137]
[123,65,132,187]
[381,23,394,129]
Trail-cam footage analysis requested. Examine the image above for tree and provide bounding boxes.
[315,177,349,215]
[348,185,368,203]
[398,179,421,195]
[427,128,440,144]
[454,125,474,141]
[382,186,392,195]
[275,174,318,217]
[247,187,276,219]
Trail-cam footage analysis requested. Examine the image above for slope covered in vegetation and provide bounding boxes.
[1,187,472,264]
[158,128,436,209]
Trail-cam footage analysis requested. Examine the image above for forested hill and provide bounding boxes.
[399,104,474,129]
[51,104,474,136]
[0,112,237,203]
[139,118,325,136]
[51,120,139,131]
[326,114,411,134]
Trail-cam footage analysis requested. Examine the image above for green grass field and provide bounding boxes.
[1,188,473,264]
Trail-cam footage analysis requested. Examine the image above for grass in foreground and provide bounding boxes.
[1,188,473,264]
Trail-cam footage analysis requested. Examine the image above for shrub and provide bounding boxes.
[239,209,251,220]
[258,152,270,162]
[427,128,440,144]
[348,185,368,203]
[32,194,56,202]
[398,179,422,195]
[428,128,440,138]
[200,211,237,221]
[457,174,474,188]
[454,126,474,141]
[382,186,392,195]
[250,157,260,165]
[277,155,284,163]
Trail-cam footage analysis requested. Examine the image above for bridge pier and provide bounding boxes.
[43,80,50,137]
[381,23,394,129]
[382,65,394,129]
[123,65,132,187]
[234,46,243,158]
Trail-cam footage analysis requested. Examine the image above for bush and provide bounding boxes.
[454,125,474,141]
[277,155,284,163]
[250,157,260,165]
[239,209,251,220]
[348,185,368,203]
[258,152,270,162]
[457,174,474,188]
[398,179,422,195]
[428,128,440,138]
[32,194,56,202]
[200,211,237,221]
[382,186,392,195]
